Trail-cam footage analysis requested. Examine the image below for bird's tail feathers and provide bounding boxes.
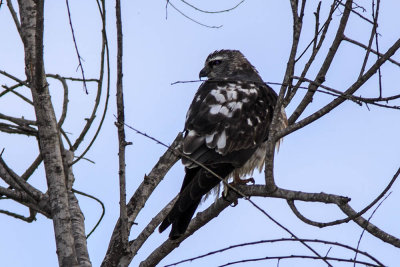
[159,163,234,239]
[169,200,201,240]
[159,216,172,234]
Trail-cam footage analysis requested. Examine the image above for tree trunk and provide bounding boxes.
[17,1,89,266]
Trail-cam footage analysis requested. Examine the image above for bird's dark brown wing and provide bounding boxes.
[159,80,277,239]
[183,81,276,162]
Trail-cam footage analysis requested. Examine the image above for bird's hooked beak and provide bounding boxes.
[199,66,210,79]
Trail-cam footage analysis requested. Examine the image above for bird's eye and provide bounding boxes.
[209,60,222,67]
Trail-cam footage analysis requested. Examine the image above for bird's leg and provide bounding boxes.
[223,173,255,206]
[233,173,255,185]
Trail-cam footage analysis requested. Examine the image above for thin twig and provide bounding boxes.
[343,36,400,67]
[71,0,110,163]
[339,202,400,247]
[372,0,383,98]
[1,85,32,104]
[0,70,30,87]
[0,81,25,97]
[289,0,353,125]
[57,76,99,83]
[0,71,33,104]
[287,163,399,228]
[166,1,222,28]
[0,113,36,126]
[72,188,105,239]
[312,2,322,51]
[164,238,384,267]
[278,36,400,141]
[294,0,336,63]
[218,255,379,267]
[0,123,37,136]
[0,156,42,201]
[292,76,400,109]
[285,0,341,105]
[179,0,244,14]
[0,207,36,222]
[65,0,88,94]
[339,1,373,24]
[358,0,379,78]
[0,186,50,217]
[46,74,69,127]
[354,191,391,266]
[6,0,22,40]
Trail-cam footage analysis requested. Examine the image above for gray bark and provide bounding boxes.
[17,1,83,266]
[64,150,92,267]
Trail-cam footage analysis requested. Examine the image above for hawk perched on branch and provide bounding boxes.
[159,50,287,240]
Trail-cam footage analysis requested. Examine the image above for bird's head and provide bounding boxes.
[199,50,262,82]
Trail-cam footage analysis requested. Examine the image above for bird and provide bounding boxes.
[159,49,288,240]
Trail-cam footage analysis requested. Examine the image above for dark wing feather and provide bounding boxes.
[183,81,276,166]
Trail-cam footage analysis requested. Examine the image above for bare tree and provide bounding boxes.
[1,0,399,266]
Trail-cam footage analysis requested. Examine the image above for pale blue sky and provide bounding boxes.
[1,1,400,266]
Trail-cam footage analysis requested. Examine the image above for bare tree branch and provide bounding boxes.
[0,122,37,136]
[0,113,36,126]
[166,1,222,28]
[115,0,129,255]
[264,0,306,191]
[6,0,22,40]
[292,76,400,109]
[288,166,400,227]
[21,154,42,181]
[354,190,390,266]
[278,36,400,140]
[118,196,178,266]
[65,0,88,94]
[241,186,400,248]
[71,0,110,164]
[219,255,380,267]
[358,0,380,78]
[0,207,36,222]
[139,191,235,267]
[0,84,33,104]
[139,177,399,265]
[101,133,183,267]
[179,0,245,14]
[165,238,384,267]
[0,156,43,201]
[285,0,341,105]
[344,35,400,67]
[339,1,374,24]
[0,185,50,217]
[72,188,105,239]
[46,74,69,128]
[289,0,353,125]
[340,203,400,247]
